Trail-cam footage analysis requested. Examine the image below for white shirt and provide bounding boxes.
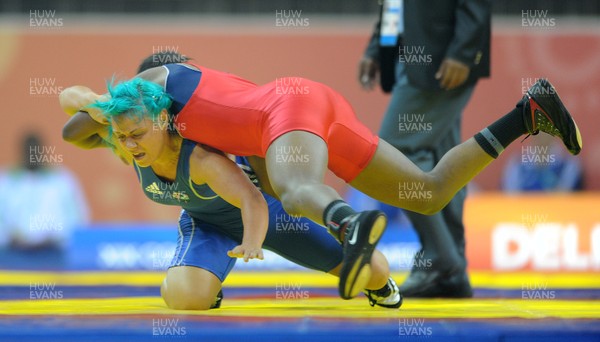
[0,167,89,248]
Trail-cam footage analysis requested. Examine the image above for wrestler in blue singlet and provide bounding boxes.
[133,141,342,281]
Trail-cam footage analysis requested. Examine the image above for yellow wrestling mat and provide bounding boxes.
[1,271,599,320]
[1,270,599,288]
[1,297,599,319]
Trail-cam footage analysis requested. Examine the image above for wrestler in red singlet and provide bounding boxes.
[173,64,379,182]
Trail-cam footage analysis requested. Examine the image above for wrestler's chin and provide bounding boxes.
[132,152,149,166]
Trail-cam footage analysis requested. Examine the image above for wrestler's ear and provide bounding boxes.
[158,109,169,123]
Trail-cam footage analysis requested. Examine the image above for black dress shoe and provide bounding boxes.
[399,268,473,298]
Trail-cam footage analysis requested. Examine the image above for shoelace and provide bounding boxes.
[536,113,561,137]
[520,134,533,143]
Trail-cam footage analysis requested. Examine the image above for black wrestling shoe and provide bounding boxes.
[338,210,387,299]
[522,79,582,155]
[364,277,403,309]
[210,289,223,309]
[399,269,473,298]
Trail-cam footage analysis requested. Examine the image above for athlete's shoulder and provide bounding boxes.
[188,143,233,182]
[186,142,211,183]
[188,143,228,167]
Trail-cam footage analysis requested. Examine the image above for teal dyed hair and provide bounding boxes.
[90,77,172,124]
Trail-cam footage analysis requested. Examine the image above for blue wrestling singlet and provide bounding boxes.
[133,139,342,281]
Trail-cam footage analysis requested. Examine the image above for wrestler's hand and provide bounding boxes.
[86,94,111,125]
[60,86,107,119]
[228,244,264,262]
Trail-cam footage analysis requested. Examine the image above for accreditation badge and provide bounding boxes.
[379,0,403,46]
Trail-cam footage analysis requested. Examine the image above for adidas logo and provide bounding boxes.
[145,182,190,202]
[145,182,163,195]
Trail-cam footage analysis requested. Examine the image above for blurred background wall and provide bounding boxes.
[0,0,599,15]
[0,0,599,222]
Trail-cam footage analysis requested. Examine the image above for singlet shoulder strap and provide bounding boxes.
[164,64,202,115]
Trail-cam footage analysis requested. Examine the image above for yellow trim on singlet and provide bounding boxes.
[134,163,143,185]
[188,176,219,200]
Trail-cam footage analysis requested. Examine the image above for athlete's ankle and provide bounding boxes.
[323,200,356,242]
[474,105,527,158]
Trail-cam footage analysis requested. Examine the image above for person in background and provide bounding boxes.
[359,0,491,297]
[0,132,89,254]
[502,134,583,192]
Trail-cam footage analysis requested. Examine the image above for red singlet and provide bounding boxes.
[173,64,379,182]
